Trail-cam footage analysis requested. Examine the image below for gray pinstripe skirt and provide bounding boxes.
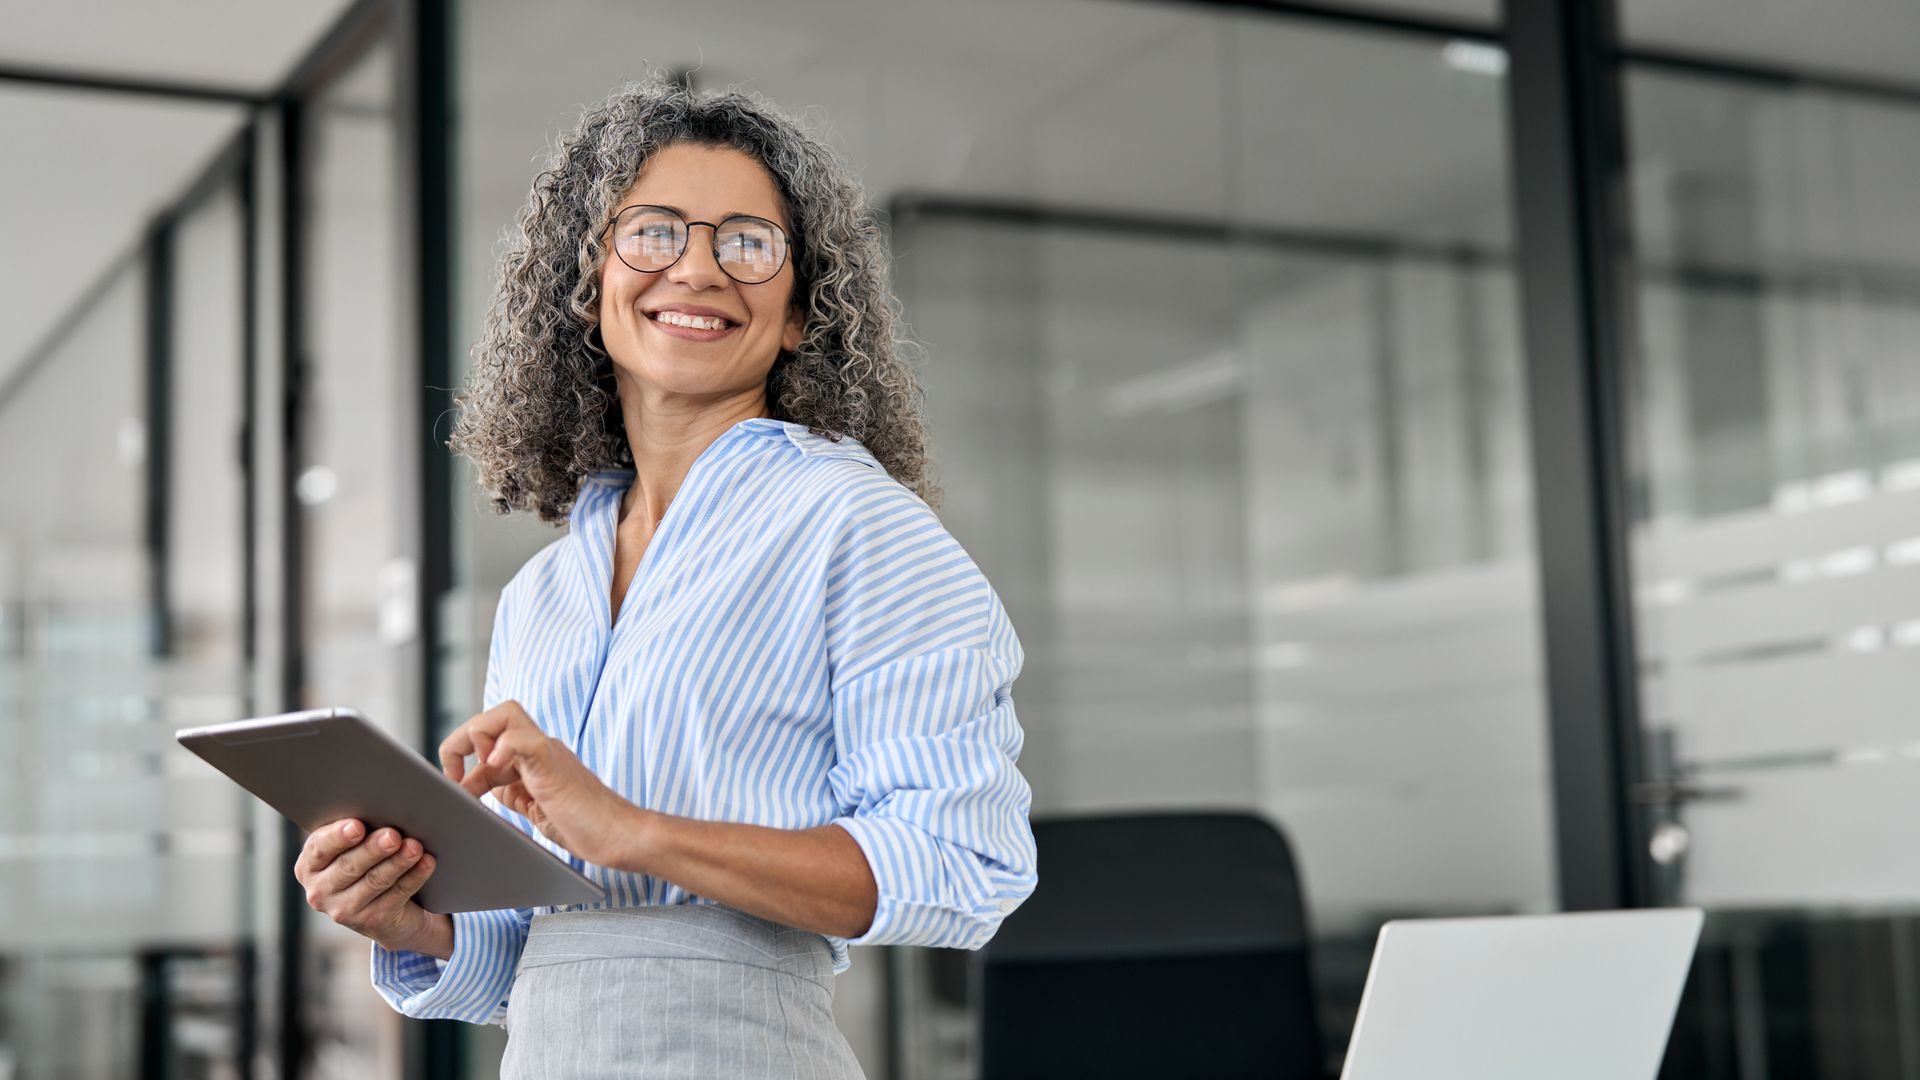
[499,904,867,1080]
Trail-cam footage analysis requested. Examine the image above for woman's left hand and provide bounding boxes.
[439,701,634,867]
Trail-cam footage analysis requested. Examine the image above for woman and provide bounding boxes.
[292,74,1037,1077]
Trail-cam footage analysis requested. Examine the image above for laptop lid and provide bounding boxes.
[1339,908,1704,1080]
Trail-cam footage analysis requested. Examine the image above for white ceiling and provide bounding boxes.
[1360,0,1495,20]
[0,0,355,92]
[458,0,1516,259]
[0,86,245,396]
[1623,0,1920,85]
[1,0,1916,403]
[0,0,355,398]
[1355,0,1920,82]
[1155,0,1920,83]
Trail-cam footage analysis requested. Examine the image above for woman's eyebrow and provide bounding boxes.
[639,201,771,222]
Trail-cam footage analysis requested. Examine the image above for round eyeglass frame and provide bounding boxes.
[607,203,793,285]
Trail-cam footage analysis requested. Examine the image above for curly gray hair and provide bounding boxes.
[450,74,934,525]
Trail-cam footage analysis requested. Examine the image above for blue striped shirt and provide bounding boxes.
[369,417,1037,1025]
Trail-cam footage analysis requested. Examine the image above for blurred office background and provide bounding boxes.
[1,0,1918,1076]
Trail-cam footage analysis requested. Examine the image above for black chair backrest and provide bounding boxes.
[980,812,1323,1080]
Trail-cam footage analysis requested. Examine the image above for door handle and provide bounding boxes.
[1630,779,1744,807]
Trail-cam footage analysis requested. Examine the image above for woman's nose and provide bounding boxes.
[665,225,730,288]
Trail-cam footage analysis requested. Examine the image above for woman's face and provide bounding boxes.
[597,142,806,409]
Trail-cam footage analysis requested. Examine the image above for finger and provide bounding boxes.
[472,729,496,772]
[299,818,365,877]
[317,826,407,897]
[470,722,552,791]
[438,708,510,781]
[387,849,437,906]
[447,729,495,792]
[356,850,438,928]
[460,747,521,798]
[499,776,529,810]
[334,836,426,919]
[497,780,533,818]
[484,727,517,768]
[438,726,475,782]
[492,725,548,768]
[463,727,543,797]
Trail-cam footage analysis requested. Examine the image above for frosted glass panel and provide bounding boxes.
[0,177,256,1075]
[1626,70,1920,905]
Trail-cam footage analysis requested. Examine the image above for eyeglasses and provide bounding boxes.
[607,204,792,285]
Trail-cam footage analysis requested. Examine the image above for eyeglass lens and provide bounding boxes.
[612,206,788,284]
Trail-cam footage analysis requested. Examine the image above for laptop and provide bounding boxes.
[1339,908,1704,1080]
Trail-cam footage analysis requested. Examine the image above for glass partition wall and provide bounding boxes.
[0,134,257,1076]
[292,27,422,1080]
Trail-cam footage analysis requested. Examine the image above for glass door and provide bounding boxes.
[1621,66,1920,1077]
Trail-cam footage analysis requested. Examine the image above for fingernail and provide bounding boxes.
[404,839,421,857]
[343,822,361,840]
[380,832,398,850]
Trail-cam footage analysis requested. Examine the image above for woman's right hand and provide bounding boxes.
[295,818,439,952]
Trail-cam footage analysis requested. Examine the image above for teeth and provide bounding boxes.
[654,311,730,330]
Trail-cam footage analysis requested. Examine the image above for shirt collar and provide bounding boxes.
[573,416,878,528]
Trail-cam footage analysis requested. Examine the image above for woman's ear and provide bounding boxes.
[781,296,806,353]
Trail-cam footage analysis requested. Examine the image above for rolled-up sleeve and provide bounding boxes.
[369,865,534,1025]
[369,586,538,1025]
[824,479,1038,950]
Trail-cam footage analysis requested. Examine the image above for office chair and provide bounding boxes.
[979,812,1324,1080]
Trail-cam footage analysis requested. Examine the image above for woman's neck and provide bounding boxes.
[616,390,770,528]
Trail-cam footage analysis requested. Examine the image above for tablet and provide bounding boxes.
[177,707,606,914]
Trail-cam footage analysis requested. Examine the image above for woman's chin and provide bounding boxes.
[616,356,770,403]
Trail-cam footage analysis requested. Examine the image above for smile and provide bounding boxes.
[648,310,739,341]
[652,310,734,330]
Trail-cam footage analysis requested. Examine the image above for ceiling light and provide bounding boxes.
[1443,40,1509,78]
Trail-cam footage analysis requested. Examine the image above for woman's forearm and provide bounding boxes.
[607,805,879,940]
